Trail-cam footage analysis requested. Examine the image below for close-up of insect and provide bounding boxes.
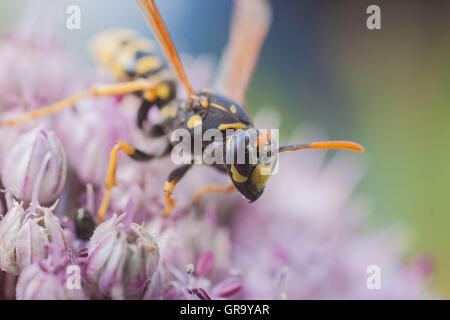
[0,0,446,304]
[0,0,363,223]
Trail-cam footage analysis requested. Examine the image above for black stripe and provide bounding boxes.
[130,149,154,161]
[168,164,192,182]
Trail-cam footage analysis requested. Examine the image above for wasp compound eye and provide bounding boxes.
[224,129,274,202]
[75,208,96,241]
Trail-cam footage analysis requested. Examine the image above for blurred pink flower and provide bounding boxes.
[0,3,77,113]
[16,246,85,300]
[229,127,433,299]
[0,200,68,275]
[160,250,242,300]
[0,3,78,168]
[1,127,67,205]
[0,5,435,301]
[84,212,160,299]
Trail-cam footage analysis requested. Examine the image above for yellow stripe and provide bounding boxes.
[143,89,157,102]
[226,135,233,151]
[187,115,202,129]
[250,164,271,189]
[210,102,229,112]
[116,43,138,66]
[161,105,178,119]
[157,83,171,100]
[136,56,163,75]
[231,165,248,183]
[218,123,248,131]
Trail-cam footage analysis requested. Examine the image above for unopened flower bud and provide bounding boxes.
[85,213,160,299]
[1,127,67,204]
[16,250,85,300]
[0,201,68,275]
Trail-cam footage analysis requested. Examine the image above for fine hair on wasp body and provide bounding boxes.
[90,28,178,131]
[0,0,364,224]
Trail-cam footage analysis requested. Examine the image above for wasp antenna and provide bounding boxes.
[135,0,194,96]
[278,141,364,153]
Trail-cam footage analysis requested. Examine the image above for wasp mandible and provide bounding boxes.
[0,0,364,223]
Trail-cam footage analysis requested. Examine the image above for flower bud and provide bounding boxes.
[16,246,85,300]
[1,127,67,204]
[85,213,160,299]
[16,263,85,300]
[0,201,68,275]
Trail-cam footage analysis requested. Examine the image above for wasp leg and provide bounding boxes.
[193,183,236,204]
[137,99,167,137]
[137,100,154,129]
[0,79,159,126]
[97,140,172,223]
[163,164,192,218]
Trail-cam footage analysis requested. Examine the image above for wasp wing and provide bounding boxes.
[213,0,272,106]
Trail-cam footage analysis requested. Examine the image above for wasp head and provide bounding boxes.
[224,128,278,202]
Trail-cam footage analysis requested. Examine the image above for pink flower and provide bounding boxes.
[0,2,77,113]
[0,201,68,275]
[161,250,242,300]
[229,128,432,299]
[84,213,160,299]
[1,127,67,204]
[16,246,85,300]
[0,4,435,300]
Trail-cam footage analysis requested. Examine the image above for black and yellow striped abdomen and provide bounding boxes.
[90,29,177,106]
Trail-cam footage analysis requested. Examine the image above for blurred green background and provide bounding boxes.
[1,0,449,297]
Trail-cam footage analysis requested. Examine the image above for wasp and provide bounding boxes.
[0,0,363,224]
[89,28,178,132]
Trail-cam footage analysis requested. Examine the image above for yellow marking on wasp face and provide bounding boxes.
[231,165,248,183]
[187,115,202,129]
[230,105,237,114]
[136,56,163,75]
[250,164,271,189]
[157,83,171,100]
[211,102,228,112]
[218,123,248,131]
